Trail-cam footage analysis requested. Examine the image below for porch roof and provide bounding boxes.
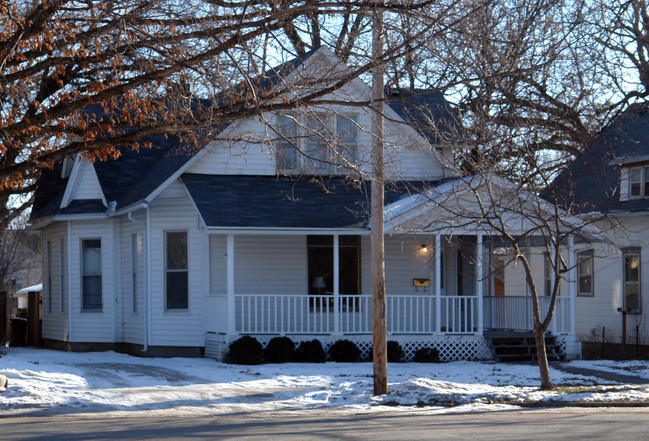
[182,174,434,229]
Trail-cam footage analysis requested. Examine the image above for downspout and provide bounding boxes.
[127,207,149,353]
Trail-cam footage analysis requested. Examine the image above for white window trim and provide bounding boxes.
[165,230,189,311]
[623,248,642,313]
[627,165,649,199]
[577,250,594,297]
[274,112,360,174]
[81,238,102,312]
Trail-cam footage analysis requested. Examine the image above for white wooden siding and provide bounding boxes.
[233,235,307,295]
[148,182,205,347]
[119,214,145,345]
[41,223,68,341]
[68,159,105,203]
[187,82,446,181]
[619,168,629,202]
[209,235,227,295]
[68,219,114,342]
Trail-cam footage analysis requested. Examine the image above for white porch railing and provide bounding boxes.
[235,294,478,335]
[483,296,571,334]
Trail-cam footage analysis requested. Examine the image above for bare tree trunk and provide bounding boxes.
[534,323,554,390]
[371,1,387,397]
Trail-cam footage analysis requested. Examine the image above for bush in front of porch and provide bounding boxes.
[328,340,362,362]
[225,336,263,365]
[264,337,295,363]
[295,340,327,363]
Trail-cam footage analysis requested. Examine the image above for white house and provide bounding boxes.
[29,47,584,361]
[547,105,649,357]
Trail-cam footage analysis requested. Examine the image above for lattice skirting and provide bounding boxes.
[209,334,493,362]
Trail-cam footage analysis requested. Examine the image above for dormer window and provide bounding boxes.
[275,113,359,174]
[628,166,649,198]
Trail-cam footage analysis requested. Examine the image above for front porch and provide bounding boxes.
[203,232,579,361]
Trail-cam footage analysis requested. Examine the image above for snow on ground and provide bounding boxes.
[1,348,648,417]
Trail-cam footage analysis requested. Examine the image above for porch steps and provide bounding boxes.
[484,330,564,362]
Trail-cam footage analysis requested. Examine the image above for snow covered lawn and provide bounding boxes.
[1,348,648,416]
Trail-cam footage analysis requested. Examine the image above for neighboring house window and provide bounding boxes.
[544,253,551,296]
[577,250,594,297]
[628,166,649,198]
[166,231,188,310]
[275,113,359,173]
[46,241,52,313]
[81,239,102,311]
[132,234,138,313]
[59,238,65,313]
[623,248,641,313]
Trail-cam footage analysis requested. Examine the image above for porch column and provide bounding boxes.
[226,234,235,337]
[476,233,483,335]
[333,233,340,335]
[435,234,441,334]
[567,235,577,337]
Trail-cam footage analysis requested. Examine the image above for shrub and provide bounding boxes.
[387,341,404,363]
[328,339,361,362]
[264,336,295,363]
[413,347,440,363]
[225,335,263,365]
[295,339,327,363]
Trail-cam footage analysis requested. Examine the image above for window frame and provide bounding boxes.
[274,112,359,174]
[623,247,642,314]
[81,238,102,312]
[165,230,189,311]
[577,250,594,297]
[628,166,649,198]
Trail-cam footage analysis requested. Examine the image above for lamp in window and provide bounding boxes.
[312,276,326,294]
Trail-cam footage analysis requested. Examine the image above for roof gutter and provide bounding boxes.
[204,227,370,235]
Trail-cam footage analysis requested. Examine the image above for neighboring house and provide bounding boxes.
[29,47,584,360]
[550,105,649,357]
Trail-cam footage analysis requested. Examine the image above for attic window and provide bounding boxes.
[274,113,359,174]
[628,166,649,198]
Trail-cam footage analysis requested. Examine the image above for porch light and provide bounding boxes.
[421,244,428,253]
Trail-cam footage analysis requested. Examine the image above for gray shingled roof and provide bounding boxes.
[182,174,434,229]
[549,104,649,214]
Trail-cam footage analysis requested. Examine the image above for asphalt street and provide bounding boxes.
[2,407,649,441]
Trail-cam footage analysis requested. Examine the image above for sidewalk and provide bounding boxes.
[556,363,649,385]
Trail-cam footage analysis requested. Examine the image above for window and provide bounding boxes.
[275,112,359,173]
[307,235,361,299]
[577,250,594,297]
[59,239,65,313]
[276,114,298,170]
[81,239,102,311]
[46,241,52,313]
[623,248,641,313]
[166,231,188,310]
[628,166,649,198]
